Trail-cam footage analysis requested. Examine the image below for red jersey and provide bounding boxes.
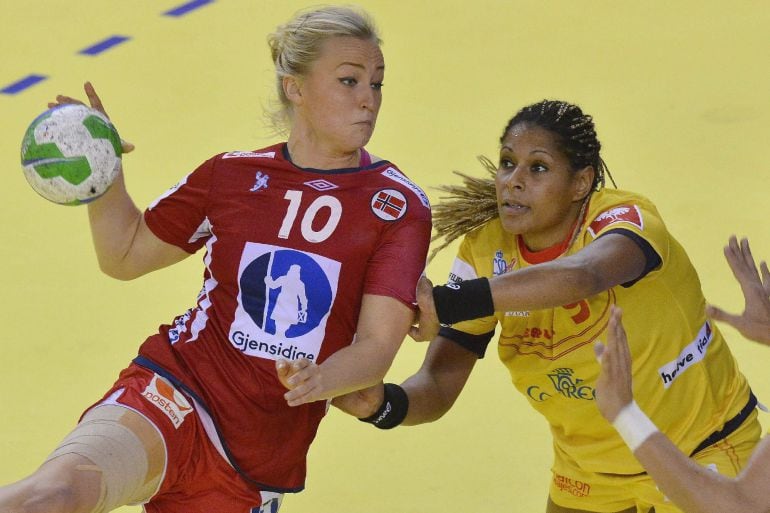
[136,143,431,491]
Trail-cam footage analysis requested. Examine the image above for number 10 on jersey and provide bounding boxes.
[278,190,342,243]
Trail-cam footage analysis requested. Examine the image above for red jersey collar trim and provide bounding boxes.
[281,143,373,172]
[517,233,570,264]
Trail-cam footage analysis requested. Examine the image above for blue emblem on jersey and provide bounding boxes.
[240,250,332,338]
[229,243,341,360]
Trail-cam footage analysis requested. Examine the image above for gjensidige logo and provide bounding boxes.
[229,243,340,361]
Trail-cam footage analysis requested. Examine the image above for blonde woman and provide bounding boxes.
[0,6,430,513]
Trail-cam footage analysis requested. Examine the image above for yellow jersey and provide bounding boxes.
[445,188,751,474]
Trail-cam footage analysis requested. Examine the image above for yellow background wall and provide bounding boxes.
[1,1,769,511]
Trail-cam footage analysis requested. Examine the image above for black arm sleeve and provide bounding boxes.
[438,326,496,358]
[598,228,662,287]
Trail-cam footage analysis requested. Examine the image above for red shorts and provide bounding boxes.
[87,363,282,513]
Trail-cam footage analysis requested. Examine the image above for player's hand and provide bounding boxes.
[331,383,386,418]
[47,81,134,154]
[408,275,440,342]
[276,358,325,407]
[707,236,770,345]
[594,306,634,423]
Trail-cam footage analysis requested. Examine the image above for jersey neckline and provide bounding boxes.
[280,144,386,174]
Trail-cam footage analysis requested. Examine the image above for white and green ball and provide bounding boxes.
[20,104,122,205]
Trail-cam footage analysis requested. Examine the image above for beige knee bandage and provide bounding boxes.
[46,405,165,513]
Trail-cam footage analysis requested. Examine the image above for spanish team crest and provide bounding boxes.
[370,189,407,221]
[587,205,643,237]
[229,243,340,361]
[493,250,517,276]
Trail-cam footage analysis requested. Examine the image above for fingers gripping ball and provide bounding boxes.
[21,104,122,205]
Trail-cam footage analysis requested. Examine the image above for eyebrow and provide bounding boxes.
[500,146,553,157]
[336,62,385,71]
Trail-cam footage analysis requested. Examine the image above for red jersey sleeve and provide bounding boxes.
[143,156,215,254]
[363,209,431,309]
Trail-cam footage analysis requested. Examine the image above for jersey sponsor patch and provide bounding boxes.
[142,374,193,429]
[371,189,407,221]
[587,205,643,237]
[222,151,276,159]
[381,167,430,208]
[229,242,340,361]
[658,321,713,388]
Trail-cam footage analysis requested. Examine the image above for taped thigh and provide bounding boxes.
[45,403,165,512]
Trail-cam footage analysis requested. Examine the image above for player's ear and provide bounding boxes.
[572,166,595,202]
[283,76,303,106]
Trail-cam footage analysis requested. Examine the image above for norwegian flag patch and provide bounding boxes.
[588,205,644,237]
[371,189,407,221]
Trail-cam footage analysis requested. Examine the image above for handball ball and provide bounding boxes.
[20,104,122,205]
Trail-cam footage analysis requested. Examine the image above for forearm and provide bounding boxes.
[87,171,143,279]
[399,336,477,425]
[314,339,399,400]
[489,257,605,312]
[633,433,764,513]
[399,372,455,425]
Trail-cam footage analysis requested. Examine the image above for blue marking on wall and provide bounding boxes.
[79,36,131,56]
[163,0,214,17]
[1,75,48,95]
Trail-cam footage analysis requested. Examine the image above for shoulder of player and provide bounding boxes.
[587,188,661,220]
[462,218,506,249]
[370,162,431,210]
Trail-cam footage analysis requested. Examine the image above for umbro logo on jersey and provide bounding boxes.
[250,171,270,192]
[304,179,338,191]
[371,189,407,221]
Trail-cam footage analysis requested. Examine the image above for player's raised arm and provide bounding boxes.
[55,83,190,279]
[596,307,770,513]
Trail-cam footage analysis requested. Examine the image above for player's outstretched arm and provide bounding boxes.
[279,294,414,406]
[596,307,770,513]
[412,233,647,333]
[707,236,770,345]
[326,335,477,427]
[50,82,189,280]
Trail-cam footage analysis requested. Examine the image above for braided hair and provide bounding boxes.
[430,100,614,260]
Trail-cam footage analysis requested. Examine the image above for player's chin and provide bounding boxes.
[350,123,375,145]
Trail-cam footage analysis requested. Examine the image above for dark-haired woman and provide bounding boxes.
[336,100,760,513]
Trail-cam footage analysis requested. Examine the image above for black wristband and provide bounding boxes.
[358,383,409,430]
[432,277,495,325]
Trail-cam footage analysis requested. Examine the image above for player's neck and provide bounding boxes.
[286,133,360,170]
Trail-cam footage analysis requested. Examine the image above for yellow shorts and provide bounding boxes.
[548,409,761,513]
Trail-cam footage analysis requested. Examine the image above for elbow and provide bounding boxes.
[97,259,143,281]
[418,405,452,424]
[563,259,609,301]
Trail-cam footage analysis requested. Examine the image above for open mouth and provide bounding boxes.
[501,200,528,212]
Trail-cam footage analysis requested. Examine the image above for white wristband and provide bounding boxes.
[612,401,659,452]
